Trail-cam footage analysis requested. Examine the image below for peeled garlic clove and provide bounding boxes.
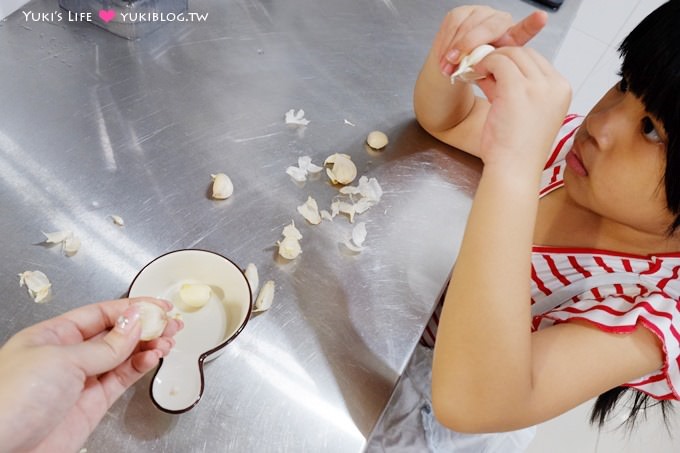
[179,283,212,308]
[297,196,321,225]
[450,44,494,84]
[253,280,275,312]
[277,236,302,260]
[62,235,81,256]
[211,173,234,200]
[18,270,51,303]
[134,301,168,341]
[324,153,357,185]
[42,230,72,244]
[366,131,389,150]
[244,263,259,298]
[281,221,303,240]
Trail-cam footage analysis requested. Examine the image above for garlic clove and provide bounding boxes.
[366,131,389,150]
[62,235,81,257]
[211,173,234,199]
[277,236,302,260]
[18,270,51,303]
[253,280,275,312]
[179,283,212,309]
[244,263,259,298]
[281,221,302,240]
[134,301,168,341]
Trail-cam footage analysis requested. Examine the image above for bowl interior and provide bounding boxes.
[128,249,252,413]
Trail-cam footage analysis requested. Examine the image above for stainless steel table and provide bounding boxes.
[0,0,580,451]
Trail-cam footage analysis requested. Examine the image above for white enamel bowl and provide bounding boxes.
[129,249,252,413]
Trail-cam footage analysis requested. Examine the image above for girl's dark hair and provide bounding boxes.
[591,0,680,428]
[618,0,680,232]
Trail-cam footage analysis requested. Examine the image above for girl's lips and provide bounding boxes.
[565,145,588,177]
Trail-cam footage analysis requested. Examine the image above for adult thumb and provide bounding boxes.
[68,305,142,376]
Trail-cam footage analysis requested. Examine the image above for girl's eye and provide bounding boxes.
[617,78,629,93]
[642,117,662,142]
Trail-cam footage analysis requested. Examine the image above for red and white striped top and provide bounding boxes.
[422,114,680,401]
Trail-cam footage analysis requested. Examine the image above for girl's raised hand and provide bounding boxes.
[474,46,571,170]
[435,6,548,76]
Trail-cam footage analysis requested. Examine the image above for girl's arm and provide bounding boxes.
[429,35,663,432]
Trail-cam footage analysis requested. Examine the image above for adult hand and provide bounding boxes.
[0,297,183,453]
[435,5,547,76]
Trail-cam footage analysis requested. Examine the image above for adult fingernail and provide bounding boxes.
[445,49,459,63]
[115,306,141,334]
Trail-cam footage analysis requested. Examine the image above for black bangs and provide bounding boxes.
[618,1,680,231]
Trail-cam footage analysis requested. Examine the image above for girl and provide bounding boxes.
[369,2,680,451]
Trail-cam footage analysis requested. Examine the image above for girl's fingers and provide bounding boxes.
[495,10,548,47]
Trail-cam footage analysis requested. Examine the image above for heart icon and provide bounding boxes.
[98,9,116,23]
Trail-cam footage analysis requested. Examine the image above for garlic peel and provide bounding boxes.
[324,153,357,185]
[134,301,168,341]
[42,230,80,256]
[450,44,494,84]
[297,196,321,225]
[284,109,310,126]
[18,270,51,303]
[211,173,234,200]
[253,280,275,312]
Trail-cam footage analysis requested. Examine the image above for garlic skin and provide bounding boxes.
[284,109,310,126]
[133,301,168,341]
[211,173,234,200]
[179,283,212,309]
[297,196,322,225]
[366,131,389,150]
[43,230,80,256]
[345,221,367,252]
[324,153,357,185]
[18,270,51,303]
[253,280,275,312]
[450,44,494,84]
[244,263,259,298]
[286,156,323,183]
